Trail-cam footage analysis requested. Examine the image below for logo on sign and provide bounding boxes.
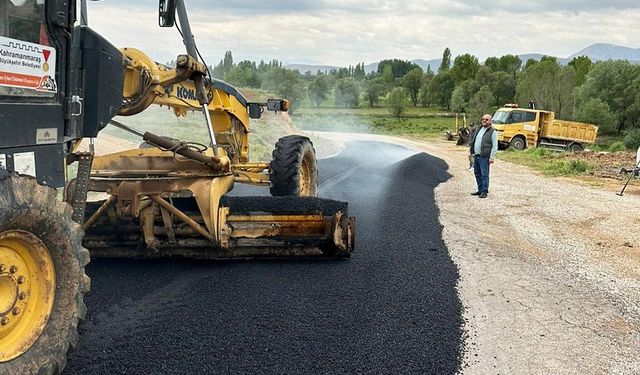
[36,128,57,144]
[42,49,51,72]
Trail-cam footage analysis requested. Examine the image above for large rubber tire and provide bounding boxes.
[568,143,583,152]
[509,136,526,150]
[0,172,90,375]
[270,135,318,197]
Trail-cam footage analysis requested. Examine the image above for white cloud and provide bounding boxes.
[87,1,640,66]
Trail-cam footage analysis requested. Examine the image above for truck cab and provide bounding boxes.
[491,106,552,150]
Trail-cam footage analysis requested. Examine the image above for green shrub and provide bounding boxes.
[566,159,592,173]
[608,141,626,152]
[531,147,550,157]
[386,88,409,118]
[544,159,593,175]
[624,128,640,150]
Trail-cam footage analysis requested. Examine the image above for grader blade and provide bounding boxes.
[83,196,354,259]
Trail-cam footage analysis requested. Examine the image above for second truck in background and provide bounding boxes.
[491,104,598,151]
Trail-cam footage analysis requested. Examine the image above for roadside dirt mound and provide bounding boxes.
[568,150,635,179]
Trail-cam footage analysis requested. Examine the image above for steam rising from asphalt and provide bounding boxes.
[317,140,420,214]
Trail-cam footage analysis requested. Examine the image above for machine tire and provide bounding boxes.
[568,142,583,152]
[509,136,526,150]
[270,135,318,197]
[0,173,90,375]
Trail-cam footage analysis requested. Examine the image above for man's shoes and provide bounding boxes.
[479,192,488,198]
[471,191,481,196]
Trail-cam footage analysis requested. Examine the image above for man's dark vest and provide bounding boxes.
[469,126,495,157]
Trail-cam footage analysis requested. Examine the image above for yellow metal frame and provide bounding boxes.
[118,48,251,162]
[0,230,55,362]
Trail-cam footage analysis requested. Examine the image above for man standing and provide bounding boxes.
[469,114,498,198]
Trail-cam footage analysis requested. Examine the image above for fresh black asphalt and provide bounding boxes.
[65,141,463,374]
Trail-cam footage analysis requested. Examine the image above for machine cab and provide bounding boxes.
[0,0,73,186]
[0,0,124,187]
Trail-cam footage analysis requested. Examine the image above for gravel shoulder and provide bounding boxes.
[312,132,640,374]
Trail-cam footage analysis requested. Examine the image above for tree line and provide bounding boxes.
[205,49,640,136]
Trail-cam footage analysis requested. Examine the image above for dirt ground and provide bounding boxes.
[313,132,640,375]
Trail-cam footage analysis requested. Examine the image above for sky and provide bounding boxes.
[86,0,640,67]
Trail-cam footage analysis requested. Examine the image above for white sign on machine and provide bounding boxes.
[13,152,36,176]
[0,36,57,92]
[0,154,5,169]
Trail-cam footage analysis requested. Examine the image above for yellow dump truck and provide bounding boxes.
[491,105,598,151]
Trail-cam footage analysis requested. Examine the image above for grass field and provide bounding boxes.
[293,105,456,138]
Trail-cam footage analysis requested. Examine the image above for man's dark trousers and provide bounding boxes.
[474,155,490,193]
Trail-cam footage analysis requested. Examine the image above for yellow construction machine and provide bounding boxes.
[0,0,354,373]
[78,46,354,259]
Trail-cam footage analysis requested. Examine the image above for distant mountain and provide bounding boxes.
[283,63,340,74]
[568,43,640,62]
[283,43,639,74]
[364,62,377,74]
[411,58,441,72]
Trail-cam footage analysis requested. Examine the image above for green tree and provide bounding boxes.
[498,54,522,75]
[451,53,480,84]
[401,67,424,106]
[516,59,576,118]
[308,74,329,107]
[484,56,500,71]
[490,71,516,106]
[540,55,558,64]
[568,55,592,86]
[439,47,451,72]
[213,50,234,78]
[575,98,616,134]
[468,85,495,121]
[377,59,420,80]
[524,58,538,70]
[418,73,434,107]
[263,67,306,114]
[386,87,409,118]
[362,76,388,107]
[353,63,366,81]
[382,64,394,85]
[428,71,455,109]
[475,65,493,87]
[450,79,479,113]
[576,60,640,132]
[334,77,360,107]
[224,60,261,88]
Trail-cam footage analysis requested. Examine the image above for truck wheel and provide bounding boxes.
[509,136,526,150]
[270,135,318,197]
[0,173,90,375]
[568,143,583,152]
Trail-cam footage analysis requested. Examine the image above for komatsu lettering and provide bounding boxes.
[176,86,196,100]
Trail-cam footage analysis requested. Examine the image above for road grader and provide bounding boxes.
[0,0,354,373]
